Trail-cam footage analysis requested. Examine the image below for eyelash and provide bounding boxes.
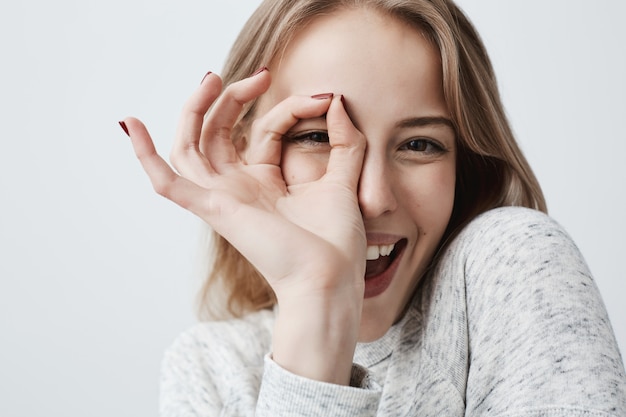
[286,131,447,156]
[398,138,446,155]
[285,130,330,146]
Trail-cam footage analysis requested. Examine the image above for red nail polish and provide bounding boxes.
[119,121,129,137]
[200,71,212,84]
[250,66,268,77]
[311,93,334,100]
[340,95,346,106]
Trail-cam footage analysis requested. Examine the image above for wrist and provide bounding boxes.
[272,292,362,385]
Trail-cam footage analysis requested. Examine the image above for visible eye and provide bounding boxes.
[399,138,445,155]
[285,130,330,146]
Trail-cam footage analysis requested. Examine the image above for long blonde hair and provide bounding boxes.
[196,0,547,320]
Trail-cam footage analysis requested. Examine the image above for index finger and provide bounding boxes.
[323,96,366,192]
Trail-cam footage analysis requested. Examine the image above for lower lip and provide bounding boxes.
[363,248,404,299]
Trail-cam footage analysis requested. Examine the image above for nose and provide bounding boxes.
[357,152,398,220]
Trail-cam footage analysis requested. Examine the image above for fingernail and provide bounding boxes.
[250,66,268,77]
[311,93,334,100]
[200,71,212,84]
[340,95,346,106]
[119,121,129,137]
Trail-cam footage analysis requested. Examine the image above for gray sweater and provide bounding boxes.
[160,207,626,416]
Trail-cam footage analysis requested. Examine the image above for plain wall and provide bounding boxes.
[1,1,623,416]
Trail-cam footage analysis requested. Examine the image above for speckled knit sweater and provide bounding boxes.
[160,207,626,416]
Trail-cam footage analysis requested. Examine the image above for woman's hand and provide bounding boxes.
[121,70,367,384]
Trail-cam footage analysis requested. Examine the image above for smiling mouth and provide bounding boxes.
[365,239,407,279]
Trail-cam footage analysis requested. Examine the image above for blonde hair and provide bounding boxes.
[196,0,547,320]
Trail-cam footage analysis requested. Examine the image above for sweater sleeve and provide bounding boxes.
[159,311,383,417]
[255,355,381,417]
[458,208,626,416]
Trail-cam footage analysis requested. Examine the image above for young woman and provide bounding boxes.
[120,0,626,415]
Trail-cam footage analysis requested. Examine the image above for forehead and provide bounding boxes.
[260,7,448,128]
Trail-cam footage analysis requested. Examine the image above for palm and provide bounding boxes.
[199,160,365,296]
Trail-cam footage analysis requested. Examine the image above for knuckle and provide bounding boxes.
[221,83,245,105]
[168,148,191,173]
[169,149,181,166]
[152,179,172,197]
[169,143,196,167]
[135,151,152,164]
[249,118,281,141]
[208,126,233,141]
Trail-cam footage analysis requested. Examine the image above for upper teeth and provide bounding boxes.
[366,243,395,260]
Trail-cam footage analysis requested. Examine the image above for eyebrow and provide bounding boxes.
[395,116,455,131]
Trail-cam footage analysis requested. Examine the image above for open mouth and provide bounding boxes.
[365,239,407,280]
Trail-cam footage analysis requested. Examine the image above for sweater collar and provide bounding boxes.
[353,308,414,367]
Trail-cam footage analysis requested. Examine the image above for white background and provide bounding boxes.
[1,1,624,416]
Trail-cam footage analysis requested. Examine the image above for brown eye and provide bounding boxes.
[405,139,429,152]
[299,131,329,143]
[287,131,330,145]
[400,138,444,153]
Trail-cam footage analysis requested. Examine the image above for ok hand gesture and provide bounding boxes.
[121,69,367,385]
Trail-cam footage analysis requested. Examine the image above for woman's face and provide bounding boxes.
[256,7,456,341]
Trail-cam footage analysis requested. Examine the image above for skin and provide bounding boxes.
[123,7,455,386]
[258,7,457,342]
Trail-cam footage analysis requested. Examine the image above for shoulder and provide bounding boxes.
[441,206,593,312]
[445,206,585,276]
[455,206,568,247]
[159,308,275,414]
[429,208,626,415]
[162,308,275,380]
[174,308,275,345]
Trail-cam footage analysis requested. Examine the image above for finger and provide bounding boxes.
[122,117,215,216]
[246,93,334,166]
[170,73,223,183]
[323,96,366,191]
[200,68,272,169]
[122,117,304,254]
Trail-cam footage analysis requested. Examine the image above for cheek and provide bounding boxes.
[401,162,456,229]
[281,148,329,185]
